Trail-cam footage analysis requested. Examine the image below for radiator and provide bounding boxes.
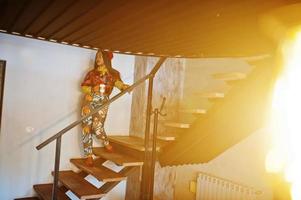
[196,172,262,200]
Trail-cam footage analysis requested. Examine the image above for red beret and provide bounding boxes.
[107,52,113,60]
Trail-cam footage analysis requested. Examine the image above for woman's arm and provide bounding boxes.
[81,71,93,94]
[115,80,129,91]
[111,68,129,91]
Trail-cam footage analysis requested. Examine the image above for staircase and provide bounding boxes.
[159,60,275,166]
[24,135,169,200]
[156,71,249,143]
[18,59,274,199]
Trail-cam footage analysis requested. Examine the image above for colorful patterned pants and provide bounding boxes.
[81,94,110,156]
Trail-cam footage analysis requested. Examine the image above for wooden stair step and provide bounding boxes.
[157,132,179,141]
[164,122,190,129]
[70,158,127,182]
[93,147,143,167]
[108,136,164,152]
[212,72,246,81]
[56,170,105,199]
[179,108,207,114]
[33,184,69,200]
[197,92,225,98]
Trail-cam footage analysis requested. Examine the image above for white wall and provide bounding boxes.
[0,33,134,200]
[172,128,273,200]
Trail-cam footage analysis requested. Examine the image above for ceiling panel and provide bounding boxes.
[1,0,301,58]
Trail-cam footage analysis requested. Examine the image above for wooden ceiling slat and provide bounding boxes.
[0,0,28,30]
[22,0,54,33]
[0,0,8,28]
[49,1,106,40]
[25,0,76,35]
[45,0,101,39]
[35,0,78,36]
[7,0,30,32]
[54,0,128,42]
[8,0,49,33]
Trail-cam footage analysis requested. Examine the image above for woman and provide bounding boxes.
[81,50,129,166]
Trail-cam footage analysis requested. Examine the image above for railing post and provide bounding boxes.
[140,57,166,200]
[51,136,62,200]
[141,75,154,200]
[149,108,159,200]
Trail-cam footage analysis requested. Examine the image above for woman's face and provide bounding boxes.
[95,52,104,66]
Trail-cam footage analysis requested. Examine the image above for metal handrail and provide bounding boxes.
[36,57,166,150]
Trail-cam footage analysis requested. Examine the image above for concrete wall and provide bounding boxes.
[0,33,134,200]
[130,56,185,138]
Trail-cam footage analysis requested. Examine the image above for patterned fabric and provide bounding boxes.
[81,68,121,96]
[81,95,109,156]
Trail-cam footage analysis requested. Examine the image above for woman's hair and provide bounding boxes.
[94,50,111,68]
[95,50,121,80]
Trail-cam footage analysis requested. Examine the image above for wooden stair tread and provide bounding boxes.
[93,147,143,166]
[157,132,179,141]
[70,158,127,182]
[164,122,190,129]
[179,108,207,114]
[33,184,69,200]
[108,136,163,151]
[197,92,225,98]
[56,170,105,199]
[212,72,246,81]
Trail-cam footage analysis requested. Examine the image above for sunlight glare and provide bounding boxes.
[266,30,301,200]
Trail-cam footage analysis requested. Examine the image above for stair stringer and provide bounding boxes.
[159,63,276,166]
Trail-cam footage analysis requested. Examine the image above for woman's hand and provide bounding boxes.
[122,84,132,94]
[122,84,130,91]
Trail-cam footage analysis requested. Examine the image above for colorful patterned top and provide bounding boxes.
[81,67,122,96]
